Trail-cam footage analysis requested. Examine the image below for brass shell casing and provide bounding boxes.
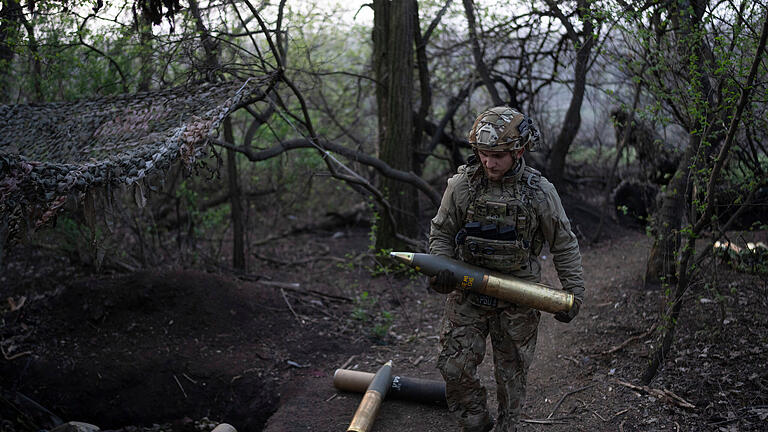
[480,273,574,314]
[346,360,393,432]
[390,252,574,314]
[346,390,384,432]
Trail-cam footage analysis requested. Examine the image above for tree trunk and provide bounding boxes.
[224,118,246,271]
[18,15,42,102]
[0,0,23,101]
[372,0,389,156]
[189,0,245,269]
[462,0,502,105]
[547,0,594,187]
[413,0,431,175]
[643,10,768,380]
[134,6,154,92]
[644,134,700,285]
[645,0,715,285]
[642,241,693,384]
[373,0,419,250]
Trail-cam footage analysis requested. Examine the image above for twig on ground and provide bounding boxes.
[280,288,303,325]
[520,417,575,425]
[592,410,607,421]
[261,280,301,289]
[610,409,629,420]
[616,380,695,409]
[598,325,656,356]
[562,355,580,366]
[173,374,188,399]
[182,373,198,384]
[620,420,626,432]
[339,355,356,370]
[252,279,352,303]
[252,252,346,266]
[548,384,596,419]
[1,344,32,361]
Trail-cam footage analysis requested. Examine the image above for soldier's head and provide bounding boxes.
[468,106,539,181]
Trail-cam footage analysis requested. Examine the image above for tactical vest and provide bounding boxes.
[457,162,544,274]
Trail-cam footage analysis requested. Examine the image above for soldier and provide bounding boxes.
[429,106,585,432]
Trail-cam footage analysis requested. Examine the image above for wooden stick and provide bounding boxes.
[548,384,596,419]
[520,417,573,425]
[262,280,301,289]
[1,345,32,361]
[616,380,695,409]
[173,374,188,399]
[253,279,353,303]
[339,355,356,370]
[281,288,303,325]
[598,325,656,356]
[610,409,630,420]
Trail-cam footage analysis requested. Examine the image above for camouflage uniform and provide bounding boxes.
[429,157,584,432]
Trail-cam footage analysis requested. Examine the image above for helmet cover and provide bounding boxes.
[468,106,540,151]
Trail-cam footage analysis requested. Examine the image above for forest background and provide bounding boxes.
[1,0,767,430]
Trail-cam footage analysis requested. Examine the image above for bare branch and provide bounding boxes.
[78,14,128,92]
[209,137,441,208]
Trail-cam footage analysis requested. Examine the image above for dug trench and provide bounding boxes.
[2,221,767,430]
[0,261,370,431]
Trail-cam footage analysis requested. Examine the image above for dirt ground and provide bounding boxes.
[2,211,767,431]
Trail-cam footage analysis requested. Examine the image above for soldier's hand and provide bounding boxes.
[429,269,455,294]
[555,298,581,323]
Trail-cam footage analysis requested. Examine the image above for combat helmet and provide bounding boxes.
[468,106,540,152]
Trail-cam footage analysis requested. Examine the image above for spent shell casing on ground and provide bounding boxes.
[390,252,573,314]
[334,369,447,406]
[347,360,393,432]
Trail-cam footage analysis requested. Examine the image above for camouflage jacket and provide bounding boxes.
[428,158,585,302]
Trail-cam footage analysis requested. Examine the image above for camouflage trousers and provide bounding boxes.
[437,291,541,432]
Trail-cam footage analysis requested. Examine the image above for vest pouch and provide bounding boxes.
[461,236,529,273]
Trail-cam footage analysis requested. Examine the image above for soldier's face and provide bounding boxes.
[478,149,522,181]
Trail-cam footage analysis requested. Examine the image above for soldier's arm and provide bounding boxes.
[428,173,466,258]
[538,179,585,302]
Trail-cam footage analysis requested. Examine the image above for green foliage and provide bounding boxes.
[43,214,113,269]
[713,241,768,276]
[367,200,380,253]
[567,144,637,166]
[49,216,83,255]
[351,291,393,341]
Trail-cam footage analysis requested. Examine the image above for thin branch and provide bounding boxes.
[547,384,596,418]
[78,14,128,92]
[462,0,503,105]
[694,9,768,235]
[209,137,441,207]
[597,325,656,356]
[421,0,453,45]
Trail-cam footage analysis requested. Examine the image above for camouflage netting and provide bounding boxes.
[0,75,275,247]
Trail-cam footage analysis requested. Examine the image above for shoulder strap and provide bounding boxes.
[463,164,484,218]
[523,166,541,188]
